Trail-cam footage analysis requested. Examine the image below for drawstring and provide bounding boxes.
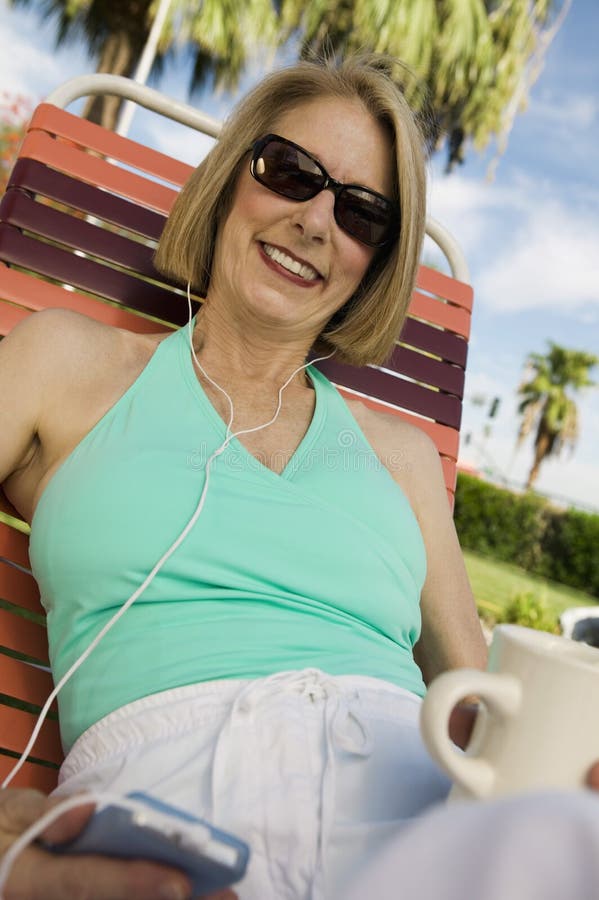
[211,669,373,899]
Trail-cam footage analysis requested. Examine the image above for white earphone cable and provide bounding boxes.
[1,284,333,791]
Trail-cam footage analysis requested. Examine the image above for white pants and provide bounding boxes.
[343,788,599,900]
[54,669,450,899]
[55,670,599,899]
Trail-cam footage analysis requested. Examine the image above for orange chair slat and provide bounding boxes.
[0,522,30,571]
[0,753,59,792]
[19,132,178,215]
[409,291,471,340]
[0,562,41,615]
[30,104,194,187]
[440,455,456,489]
[0,266,167,334]
[0,609,49,663]
[0,654,54,708]
[416,265,473,311]
[0,300,29,336]
[0,704,63,764]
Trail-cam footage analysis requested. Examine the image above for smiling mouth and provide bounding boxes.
[262,243,321,282]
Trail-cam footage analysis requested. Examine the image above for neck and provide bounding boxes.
[191,302,322,390]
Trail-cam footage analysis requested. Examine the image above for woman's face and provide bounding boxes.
[208,95,395,342]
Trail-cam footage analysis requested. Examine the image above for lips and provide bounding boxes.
[261,242,322,282]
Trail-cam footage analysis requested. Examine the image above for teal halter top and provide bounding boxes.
[30,324,427,750]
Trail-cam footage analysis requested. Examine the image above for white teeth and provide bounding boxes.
[263,243,319,281]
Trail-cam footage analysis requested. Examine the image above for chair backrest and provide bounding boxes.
[0,81,473,789]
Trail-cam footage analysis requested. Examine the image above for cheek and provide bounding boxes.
[341,242,376,287]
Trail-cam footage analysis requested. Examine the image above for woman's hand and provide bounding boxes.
[0,788,237,900]
[587,763,599,789]
[449,711,599,795]
[448,701,479,750]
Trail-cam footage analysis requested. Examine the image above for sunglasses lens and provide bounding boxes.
[255,139,323,201]
[252,136,397,247]
[336,189,395,246]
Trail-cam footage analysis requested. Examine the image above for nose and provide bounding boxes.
[290,189,335,243]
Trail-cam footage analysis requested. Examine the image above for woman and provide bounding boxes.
[0,55,486,897]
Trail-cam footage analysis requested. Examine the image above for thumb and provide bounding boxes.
[42,796,96,844]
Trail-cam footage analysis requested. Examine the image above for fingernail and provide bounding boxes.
[159,881,190,900]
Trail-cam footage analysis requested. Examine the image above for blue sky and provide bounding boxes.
[2,0,598,510]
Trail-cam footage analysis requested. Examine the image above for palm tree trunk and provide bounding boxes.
[81,0,153,129]
[526,430,552,489]
[82,32,138,128]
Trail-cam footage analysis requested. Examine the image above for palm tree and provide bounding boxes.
[517,342,598,489]
[10,0,278,128]
[280,0,572,170]
[11,0,570,168]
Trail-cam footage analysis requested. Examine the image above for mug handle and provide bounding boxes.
[420,669,522,799]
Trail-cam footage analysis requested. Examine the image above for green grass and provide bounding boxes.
[463,550,598,621]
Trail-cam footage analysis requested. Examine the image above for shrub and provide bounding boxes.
[454,476,546,569]
[497,591,560,634]
[454,474,599,599]
[541,508,599,597]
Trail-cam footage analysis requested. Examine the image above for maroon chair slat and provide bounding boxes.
[316,358,462,428]
[0,654,54,708]
[399,318,468,367]
[0,265,170,334]
[1,191,158,277]
[0,225,192,324]
[8,159,167,239]
[385,344,465,397]
[0,608,50,663]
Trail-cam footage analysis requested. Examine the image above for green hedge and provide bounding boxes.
[454,474,599,599]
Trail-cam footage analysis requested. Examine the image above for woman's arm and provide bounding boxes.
[0,312,48,489]
[400,426,488,683]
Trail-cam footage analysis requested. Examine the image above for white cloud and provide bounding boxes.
[477,204,599,313]
[530,92,598,132]
[0,0,92,101]
[144,118,217,167]
[428,172,599,315]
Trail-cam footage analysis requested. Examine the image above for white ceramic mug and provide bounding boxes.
[420,624,599,801]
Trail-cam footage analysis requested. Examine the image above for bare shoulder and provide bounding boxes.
[344,397,449,521]
[6,308,165,397]
[346,397,443,494]
[8,308,144,371]
[1,309,165,519]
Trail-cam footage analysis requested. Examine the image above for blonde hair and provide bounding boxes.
[154,54,427,366]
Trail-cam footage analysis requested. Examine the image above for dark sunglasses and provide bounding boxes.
[250,134,399,248]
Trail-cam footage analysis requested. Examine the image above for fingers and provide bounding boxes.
[586,761,599,790]
[0,789,49,837]
[5,844,193,900]
[42,798,96,844]
[448,702,478,750]
[202,893,238,900]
